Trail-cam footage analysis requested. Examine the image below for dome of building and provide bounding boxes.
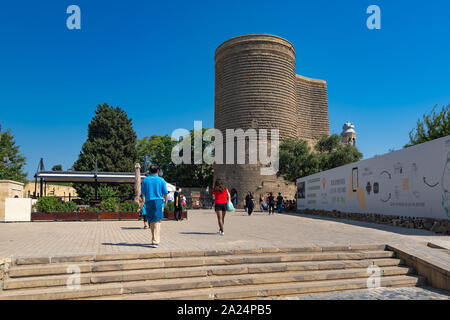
[342,122,356,134]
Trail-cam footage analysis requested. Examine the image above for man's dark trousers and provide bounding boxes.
[175,206,183,220]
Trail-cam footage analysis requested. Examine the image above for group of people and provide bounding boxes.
[243,192,296,214]
[138,166,296,248]
[139,186,187,230]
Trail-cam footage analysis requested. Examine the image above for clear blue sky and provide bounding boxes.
[0,0,449,179]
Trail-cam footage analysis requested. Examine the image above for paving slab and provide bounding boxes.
[0,210,448,269]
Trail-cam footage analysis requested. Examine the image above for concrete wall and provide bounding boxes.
[0,180,24,221]
[297,135,450,220]
[3,198,32,222]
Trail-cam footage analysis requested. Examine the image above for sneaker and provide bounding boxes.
[220,231,224,236]
[150,243,159,248]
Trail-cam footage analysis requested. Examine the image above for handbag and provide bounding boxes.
[226,190,235,212]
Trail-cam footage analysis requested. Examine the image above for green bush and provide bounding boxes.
[120,201,139,212]
[100,197,120,212]
[164,201,175,213]
[86,185,119,202]
[34,197,60,213]
[60,201,78,212]
[86,207,99,213]
[163,201,187,213]
[34,197,78,213]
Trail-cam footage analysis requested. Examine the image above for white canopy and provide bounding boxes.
[166,182,176,192]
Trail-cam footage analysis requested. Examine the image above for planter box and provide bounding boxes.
[78,212,99,221]
[164,211,188,220]
[120,212,139,220]
[31,212,55,221]
[99,212,120,220]
[55,212,78,221]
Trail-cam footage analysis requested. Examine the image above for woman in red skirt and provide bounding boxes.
[212,179,230,236]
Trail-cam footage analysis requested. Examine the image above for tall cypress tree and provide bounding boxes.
[73,103,138,200]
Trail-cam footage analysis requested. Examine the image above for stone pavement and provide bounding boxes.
[265,286,450,300]
[0,210,449,265]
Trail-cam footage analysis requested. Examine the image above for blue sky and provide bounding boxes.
[0,0,449,179]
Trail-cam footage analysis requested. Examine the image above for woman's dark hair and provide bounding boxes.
[213,179,226,193]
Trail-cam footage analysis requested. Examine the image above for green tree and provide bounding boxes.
[0,128,27,183]
[137,129,214,188]
[137,134,177,181]
[73,103,138,200]
[278,134,363,182]
[405,104,450,147]
[52,164,62,171]
[278,138,320,182]
[315,134,363,171]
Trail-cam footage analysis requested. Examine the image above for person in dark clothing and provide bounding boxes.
[276,192,284,213]
[245,192,255,216]
[267,192,275,215]
[174,187,183,221]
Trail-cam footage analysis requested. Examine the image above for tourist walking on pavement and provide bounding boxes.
[174,187,183,221]
[259,194,264,212]
[267,192,275,215]
[245,192,255,216]
[212,179,229,236]
[140,165,168,248]
[276,192,284,213]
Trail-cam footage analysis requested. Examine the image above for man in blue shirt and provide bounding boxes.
[140,165,168,248]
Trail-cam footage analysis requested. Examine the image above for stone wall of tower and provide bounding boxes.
[213,35,329,207]
[214,35,298,206]
[296,75,330,146]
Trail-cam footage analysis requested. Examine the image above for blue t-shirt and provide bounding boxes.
[141,174,168,201]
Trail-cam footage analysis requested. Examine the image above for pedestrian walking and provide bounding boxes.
[212,179,229,236]
[276,192,284,213]
[174,187,183,221]
[267,192,275,215]
[245,192,255,215]
[140,165,168,248]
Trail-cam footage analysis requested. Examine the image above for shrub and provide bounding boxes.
[34,197,60,213]
[120,201,139,212]
[86,185,119,202]
[60,201,78,212]
[100,197,120,212]
[164,201,175,213]
[34,197,78,212]
[86,207,99,213]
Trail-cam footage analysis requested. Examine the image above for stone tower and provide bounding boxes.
[341,122,356,146]
[214,34,329,207]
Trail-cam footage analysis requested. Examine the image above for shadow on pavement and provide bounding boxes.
[102,242,154,248]
[179,232,217,235]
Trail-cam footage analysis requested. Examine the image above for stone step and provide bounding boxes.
[0,266,413,300]
[3,258,404,290]
[12,244,387,266]
[7,250,394,278]
[93,275,424,300]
